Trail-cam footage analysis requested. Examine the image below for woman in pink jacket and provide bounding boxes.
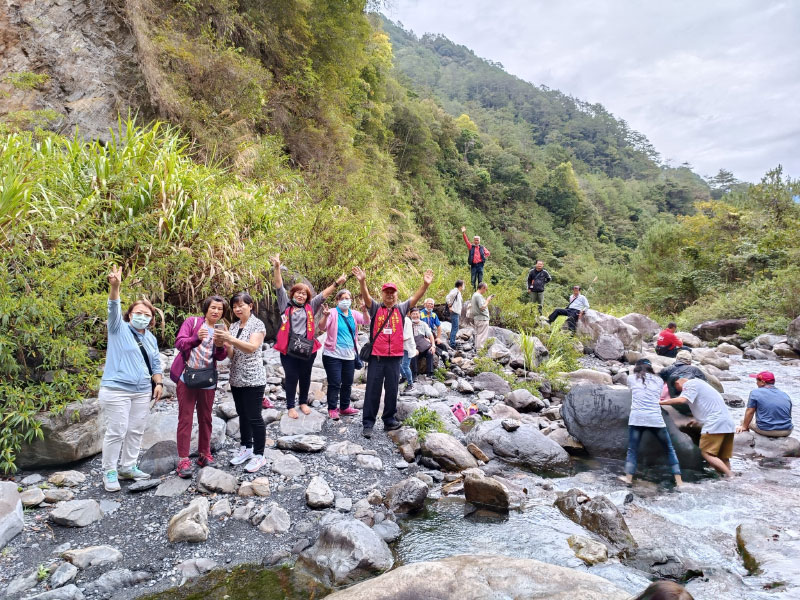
[319,289,369,420]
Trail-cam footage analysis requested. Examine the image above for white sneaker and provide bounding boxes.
[103,470,120,492]
[229,446,254,466]
[244,454,267,473]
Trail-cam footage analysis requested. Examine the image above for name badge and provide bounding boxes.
[382,328,393,335]
[281,314,288,324]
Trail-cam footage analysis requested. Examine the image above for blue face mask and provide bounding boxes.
[130,314,151,330]
[338,299,352,311]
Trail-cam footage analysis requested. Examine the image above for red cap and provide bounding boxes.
[749,371,775,383]
[381,282,398,292]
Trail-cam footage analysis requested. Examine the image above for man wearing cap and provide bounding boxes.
[655,322,684,357]
[736,372,793,437]
[353,266,434,439]
[659,350,708,399]
[661,377,736,476]
[547,285,589,332]
[461,226,490,289]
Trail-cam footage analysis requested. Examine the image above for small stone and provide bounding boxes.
[177,557,217,579]
[277,434,326,452]
[155,477,192,497]
[367,489,383,505]
[48,471,86,487]
[271,454,306,478]
[43,489,74,503]
[167,497,210,543]
[501,418,521,432]
[250,477,271,497]
[20,474,44,486]
[127,479,160,493]
[356,454,383,470]
[306,476,335,509]
[197,466,239,494]
[373,520,401,542]
[384,478,428,514]
[567,534,609,565]
[63,545,122,568]
[210,498,232,517]
[258,503,291,534]
[232,501,254,521]
[467,443,490,462]
[49,500,103,527]
[49,562,79,588]
[20,487,46,507]
[335,497,353,512]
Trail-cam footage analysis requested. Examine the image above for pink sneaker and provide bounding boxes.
[196,454,214,467]
[262,397,273,409]
[340,407,359,416]
[328,409,340,420]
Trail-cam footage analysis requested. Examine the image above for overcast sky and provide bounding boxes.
[383,1,800,183]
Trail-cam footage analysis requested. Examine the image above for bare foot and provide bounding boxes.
[299,404,312,415]
[288,408,299,419]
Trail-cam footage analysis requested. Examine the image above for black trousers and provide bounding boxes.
[655,346,680,358]
[280,352,316,408]
[363,355,401,429]
[412,349,434,376]
[231,385,266,454]
[321,354,355,410]
[548,308,580,331]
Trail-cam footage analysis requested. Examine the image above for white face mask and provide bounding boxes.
[130,314,151,330]
[338,299,351,311]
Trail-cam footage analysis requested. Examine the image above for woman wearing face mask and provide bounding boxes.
[215,292,268,472]
[271,254,346,419]
[170,294,230,478]
[319,290,369,420]
[98,265,163,492]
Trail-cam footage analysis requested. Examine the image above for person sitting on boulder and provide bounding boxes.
[658,350,707,398]
[736,371,793,437]
[547,285,588,332]
[420,298,445,350]
[527,260,552,316]
[619,359,683,488]
[655,322,684,357]
[410,306,436,380]
[661,377,736,477]
[461,226,490,289]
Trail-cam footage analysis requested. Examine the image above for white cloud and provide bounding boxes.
[385,0,800,182]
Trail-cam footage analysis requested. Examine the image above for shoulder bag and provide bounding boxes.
[359,306,395,364]
[183,318,218,389]
[287,307,315,359]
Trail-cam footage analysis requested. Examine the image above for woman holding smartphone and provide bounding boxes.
[170,295,229,478]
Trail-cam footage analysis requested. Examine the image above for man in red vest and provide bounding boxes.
[461,226,490,290]
[353,266,434,438]
[655,322,684,358]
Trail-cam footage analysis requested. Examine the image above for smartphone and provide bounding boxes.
[214,323,224,330]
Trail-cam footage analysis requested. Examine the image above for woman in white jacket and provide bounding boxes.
[400,314,417,391]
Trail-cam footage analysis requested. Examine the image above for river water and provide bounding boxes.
[395,357,800,599]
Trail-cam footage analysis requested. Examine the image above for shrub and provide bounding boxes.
[402,407,446,441]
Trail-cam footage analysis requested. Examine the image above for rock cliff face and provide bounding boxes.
[0,0,153,139]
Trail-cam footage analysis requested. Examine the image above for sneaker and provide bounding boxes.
[229,446,254,466]
[328,409,340,420]
[196,454,214,468]
[103,470,120,492]
[362,427,373,439]
[384,420,402,431]
[339,407,359,416]
[244,454,267,473]
[118,466,150,481]
[176,458,193,479]
[262,397,273,409]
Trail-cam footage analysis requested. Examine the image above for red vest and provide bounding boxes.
[371,306,404,357]
[274,304,322,355]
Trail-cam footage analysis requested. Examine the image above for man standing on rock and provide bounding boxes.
[661,377,736,476]
[527,260,552,315]
[655,322,684,357]
[353,266,433,439]
[445,279,464,348]
[736,371,793,437]
[547,285,588,332]
[461,226,490,289]
[471,282,493,351]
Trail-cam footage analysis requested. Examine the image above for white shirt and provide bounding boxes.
[627,374,666,428]
[567,294,589,312]
[681,379,735,434]
[402,317,417,357]
[446,288,463,314]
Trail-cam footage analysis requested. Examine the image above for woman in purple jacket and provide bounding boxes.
[319,289,369,420]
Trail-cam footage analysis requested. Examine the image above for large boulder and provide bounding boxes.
[466,419,570,472]
[692,318,747,341]
[787,316,800,353]
[676,331,702,347]
[566,369,613,386]
[0,481,24,550]
[576,310,642,352]
[504,388,546,412]
[472,372,511,395]
[620,313,661,341]
[420,433,478,471]
[16,398,103,469]
[299,514,393,585]
[733,432,800,459]
[321,554,630,600]
[463,470,510,510]
[594,334,625,361]
[736,521,800,590]
[561,384,704,470]
[383,477,428,514]
[487,326,520,347]
[142,413,225,454]
[555,489,636,556]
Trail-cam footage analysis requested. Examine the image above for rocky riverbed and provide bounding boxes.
[2,311,799,600]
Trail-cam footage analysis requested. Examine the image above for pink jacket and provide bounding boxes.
[169,316,228,383]
[322,308,369,354]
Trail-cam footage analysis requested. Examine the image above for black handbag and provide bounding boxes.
[286,308,315,359]
[414,334,432,354]
[183,365,218,389]
[360,307,395,364]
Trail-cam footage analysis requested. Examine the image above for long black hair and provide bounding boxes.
[634,358,655,384]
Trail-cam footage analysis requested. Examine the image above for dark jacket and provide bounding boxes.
[659,363,707,399]
[527,268,552,292]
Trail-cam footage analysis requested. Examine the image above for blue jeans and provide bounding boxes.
[400,351,413,385]
[449,313,460,347]
[321,354,355,410]
[470,264,484,289]
[625,425,681,476]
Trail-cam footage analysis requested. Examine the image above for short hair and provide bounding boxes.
[573,285,581,290]
[288,283,313,305]
[230,292,254,307]
[477,282,488,291]
[409,306,420,314]
[632,580,694,600]
[424,297,435,305]
[535,259,544,265]
[455,279,464,288]
[124,299,155,323]
[335,289,351,301]
[201,295,228,315]
[667,322,677,329]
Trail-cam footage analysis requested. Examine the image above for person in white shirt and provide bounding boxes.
[619,359,683,488]
[547,285,589,332]
[661,377,736,476]
[400,314,417,390]
[445,280,464,347]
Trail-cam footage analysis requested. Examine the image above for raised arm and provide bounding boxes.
[353,266,372,310]
[107,265,123,334]
[408,269,434,308]
[320,273,347,300]
[461,227,471,248]
[271,254,283,290]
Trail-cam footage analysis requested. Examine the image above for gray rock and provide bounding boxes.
[16,398,103,469]
[271,454,306,478]
[138,440,178,477]
[463,470,510,510]
[716,342,744,356]
[692,318,747,341]
[155,477,192,498]
[49,562,79,587]
[356,454,383,470]
[568,534,609,565]
[472,372,511,395]
[299,514,393,585]
[257,503,291,534]
[734,431,800,459]
[335,497,353,512]
[279,410,325,435]
[127,479,160,492]
[63,545,122,568]
[167,497,209,543]
[420,433,478,471]
[327,440,368,460]
[456,379,474,393]
[20,474,44,486]
[5,569,39,596]
[27,584,85,600]
[736,520,799,589]
[262,408,281,424]
[232,501,255,521]
[83,568,150,596]
[372,520,401,543]
[386,428,420,462]
[48,470,86,487]
[176,557,217,579]
[44,489,75,503]
[216,401,238,419]
[501,418,521,432]
[20,487,46,507]
[772,342,799,358]
[466,419,570,472]
[620,313,661,341]
[49,500,103,527]
[555,489,636,555]
[306,476,335,509]
[141,413,225,454]
[594,334,625,361]
[384,477,428,514]
[577,310,642,352]
[504,388,545,412]
[225,416,240,439]
[566,369,614,386]
[277,434,326,452]
[320,555,629,599]
[723,393,745,408]
[210,498,232,517]
[787,316,800,353]
[197,467,239,494]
